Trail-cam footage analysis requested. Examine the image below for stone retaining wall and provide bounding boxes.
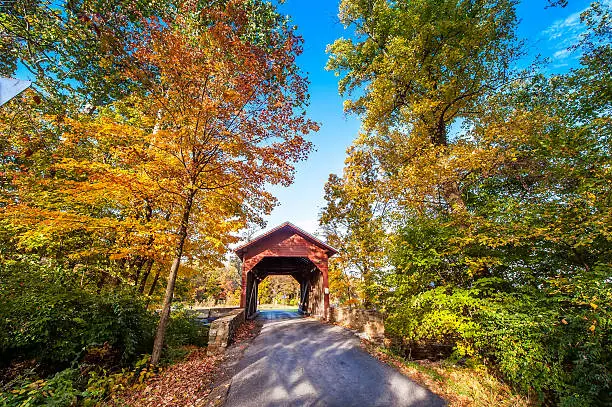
[193,307,241,319]
[207,309,245,355]
[329,307,385,342]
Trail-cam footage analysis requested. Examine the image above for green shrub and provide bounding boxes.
[385,286,482,358]
[383,279,612,406]
[166,306,209,348]
[1,368,83,407]
[0,267,211,369]
[0,289,157,367]
[0,261,212,406]
[0,355,155,407]
[0,263,157,367]
[384,215,612,406]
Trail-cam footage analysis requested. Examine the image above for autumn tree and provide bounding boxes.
[319,143,388,306]
[258,275,300,306]
[0,0,174,110]
[192,263,242,305]
[0,0,181,291]
[0,94,185,294]
[322,0,524,306]
[126,1,316,364]
[324,1,612,404]
[1,0,317,367]
[327,0,521,211]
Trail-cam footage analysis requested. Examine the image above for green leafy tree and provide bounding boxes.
[327,0,522,210]
[0,0,174,110]
[258,275,299,306]
[325,1,612,405]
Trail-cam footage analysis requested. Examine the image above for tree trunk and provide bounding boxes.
[441,180,467,212]
[146,264,162,303]
[145,213,172,300]
[361,265,374,308]
[115,258,126,286]
[133,256,146,286]
[345,272,353,310]
[96,271,107,294]
[139,258,155,294]
[150,193,195,365]
[426,115,467,212]
[135,203,154,286]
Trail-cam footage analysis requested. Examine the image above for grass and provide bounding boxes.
[361,342,536,407]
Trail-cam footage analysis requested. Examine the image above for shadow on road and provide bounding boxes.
[225,317,446,407]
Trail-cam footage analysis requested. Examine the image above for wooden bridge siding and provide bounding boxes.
[308,269,324,318]
[240,229,330,319]
[244,272,258,319]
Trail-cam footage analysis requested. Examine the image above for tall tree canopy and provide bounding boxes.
[327,0,521,136]
[1,0,317,366]
[327,0,523,214]
[322,1,611,405]
[0,0,174,109]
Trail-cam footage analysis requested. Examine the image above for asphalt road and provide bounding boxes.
[224,312,445,407]
[256,310,303,320]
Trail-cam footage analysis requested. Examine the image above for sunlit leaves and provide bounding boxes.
[325,1,612,404]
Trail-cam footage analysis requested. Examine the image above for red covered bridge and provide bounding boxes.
[235,222,337,320]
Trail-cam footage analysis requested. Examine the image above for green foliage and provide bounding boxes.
[1,355,155,406]
[191,263,241,305]
[0,260,210,406]
[0,0,174,111]
[473,280,612,406]
[327,0,521,134]
[326,1,612,405]
[0,261,157,367]
[384,218,612,406]
[165,307,209,348]
[0,258,208,366]
[257,275,299,306]
[1,368,83,407]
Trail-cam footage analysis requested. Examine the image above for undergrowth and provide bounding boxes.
[363,342,535,407]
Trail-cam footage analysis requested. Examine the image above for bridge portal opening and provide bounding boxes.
[243,256,326,318]
[234,223,337,320]
[257,275,300,308]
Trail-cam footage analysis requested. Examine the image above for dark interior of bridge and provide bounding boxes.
[244,256,325,319]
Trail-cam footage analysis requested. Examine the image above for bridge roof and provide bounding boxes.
[234,222,338,260]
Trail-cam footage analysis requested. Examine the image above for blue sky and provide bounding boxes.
[257,0,595,237]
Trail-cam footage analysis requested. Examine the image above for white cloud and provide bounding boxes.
[543,10,583,42]
[552,62,569,69]
[541,7,588,61]
[543,1,612,62]
[553,48,572,59]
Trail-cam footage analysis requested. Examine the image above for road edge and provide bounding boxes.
[203,319,264,407]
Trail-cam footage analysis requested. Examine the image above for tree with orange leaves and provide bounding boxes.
[124,0,317,364]
[1,0,316,366]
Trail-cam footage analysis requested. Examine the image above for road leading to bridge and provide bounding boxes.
[256,309,303,320]
[225,316,445,407]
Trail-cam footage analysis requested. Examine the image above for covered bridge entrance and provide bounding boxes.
[235,222,337,320]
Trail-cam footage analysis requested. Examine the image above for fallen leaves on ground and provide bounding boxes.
[233,321,257,343]
[109,321,259,407]
[360,340,535,407]
[110,347,221,407]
